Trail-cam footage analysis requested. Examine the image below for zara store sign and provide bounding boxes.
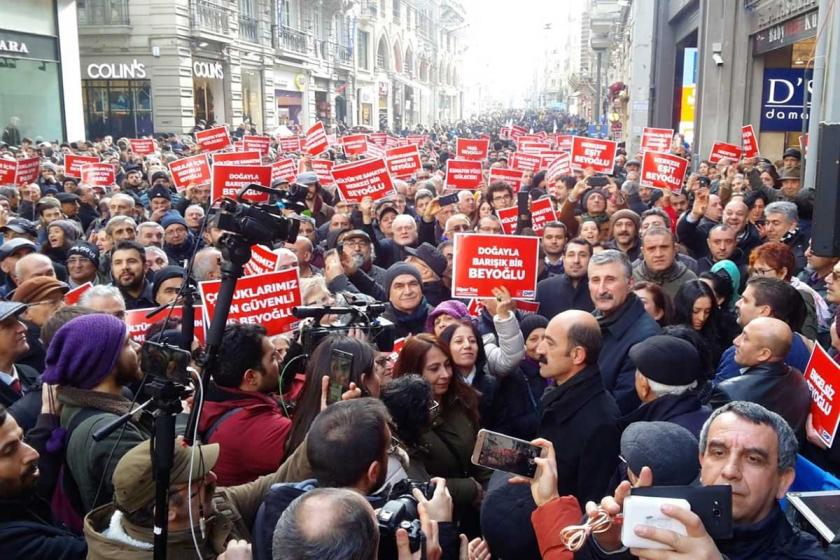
[193,60,224,80]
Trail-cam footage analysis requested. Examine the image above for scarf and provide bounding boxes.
[636,260,687,284]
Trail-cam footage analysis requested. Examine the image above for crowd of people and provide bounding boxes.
[0,106,838,559]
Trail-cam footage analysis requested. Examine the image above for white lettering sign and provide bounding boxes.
[86,59,147,79]
[193,61,224,79]
[0,40,29,54]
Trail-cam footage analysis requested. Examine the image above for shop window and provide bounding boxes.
[0,58,63,141]
[83,79,153,140]
[358,30,370,70]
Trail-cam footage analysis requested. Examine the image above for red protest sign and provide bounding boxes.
[0,159,17,185]
[518,141,551,154]
[466,298,485,317]
[452,234,539,299]
[496,206,518,235]
[129,138,156,156]
[386,145,421,178]
[243,135,271,156]
[445,159,483,189]
[168,154,211,192]
[64,155,100,179]
[331,157,395,203]
[406,135,426,146]
[278,136,301,153]
[640,151,689,193]
[488,167,526,191]
[804,344,840,447]
[369,132,388,147]
[570,137,617,174]
[211,164,271,203]
[515,300,540,314]
[81,163,116,187]
[195,126,231,152]
[305,121,329,156]
[456,138,489,161]
[244,244,281,277]
[741,125,760,158]
[555,135,573,152]
[341,134,369,156]
[271,158,297,184]
[64,282,92,305]
[14,157,40,185]
[709,142,742,164]
[213,151,261,166]
[125,306,206,345]
[311,159,335,187]
[530,197,557,234]
[546,153,572,179]
[640,127,674,153]
[511,152,541,173]
[200,268,302,336]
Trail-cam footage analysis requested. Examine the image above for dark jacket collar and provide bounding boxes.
[717,504,823,559]
[596,292,645,338]
[541,364,606,424]
[743,361,791,377]
[620,392,704,428]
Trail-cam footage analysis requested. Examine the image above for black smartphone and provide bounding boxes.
[632,485,733,539]
[439,192,460,206]
[140,340,191,385]
[470,429,542,478]
[587,176,609,188]
[327,349,354,405]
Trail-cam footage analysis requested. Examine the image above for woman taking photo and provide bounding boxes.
[392,333,487,524]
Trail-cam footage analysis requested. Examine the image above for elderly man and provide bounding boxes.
[286,236,321,279]
[79,284,127,320]
[324,229,386,300]
[0,239,37,298]
[590,401,824,559]
[632,227,697,300]
[0,302,38,410]
[764,201,808,274]
[193,246,222,282]
[710,317,810,433]
[136,221,164,248]
[589,250,661,414]
[15,254,57,284]
[11,277,68,372]
[722,198,763,257]
[381,262,431,338]
[753,164,813,220]
[65,241,101,288]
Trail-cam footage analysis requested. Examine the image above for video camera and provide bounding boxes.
[292,297,397,356]
[208,183,305,247]
[377,479,436,559]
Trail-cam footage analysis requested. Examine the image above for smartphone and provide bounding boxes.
[621,496,690,550]
[327,349,354,405]
[439,192,460,206]
[140,340,191,385]
[470,429,542,478]
[587,176,609,188]
[632,485,733,539]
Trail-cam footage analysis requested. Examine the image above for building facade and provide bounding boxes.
[75,0,465,140]
[0,0,84,142]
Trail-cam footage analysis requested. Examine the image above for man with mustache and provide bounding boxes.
[536,309,620,505]
[589,250,662,414]
[109,240,155,310]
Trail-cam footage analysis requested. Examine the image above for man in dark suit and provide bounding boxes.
[536,309,620,505]
[0,302,39,410]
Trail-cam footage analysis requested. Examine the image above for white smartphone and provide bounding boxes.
[620,495,690,550]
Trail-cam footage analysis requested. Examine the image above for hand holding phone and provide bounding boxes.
[621,496,689,549]
[471,429,543,478]
[327,349,353,405]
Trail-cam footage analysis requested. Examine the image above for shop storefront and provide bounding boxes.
[275,69,305,126]
[241,67,264,131]
[0,0,70,142]
[314,78,330,127]
[192,58,225,124]
[752,3,818,153]
[357,86,374,128]
[81,58,153,139]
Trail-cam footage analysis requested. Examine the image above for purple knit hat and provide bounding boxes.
[425,300,472,333]
[42,314,128,389]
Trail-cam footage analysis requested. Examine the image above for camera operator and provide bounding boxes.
[253,398,460,560]
[197,324,292,486]
[322,230,387,302]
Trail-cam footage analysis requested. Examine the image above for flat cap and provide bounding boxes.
[629,335,701,386]
[621,421,700,485]
[12,277,69,304]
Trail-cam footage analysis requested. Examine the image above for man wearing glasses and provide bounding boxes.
[487,181,514,211]
[323,229,387,301]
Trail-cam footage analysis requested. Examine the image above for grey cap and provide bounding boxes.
[295,172,319,185]
[0,301,27,322]
[0,238,37,261]
[621,421,700,485]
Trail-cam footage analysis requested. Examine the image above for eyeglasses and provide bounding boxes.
[750,267,776,277]
[343,240,368,249]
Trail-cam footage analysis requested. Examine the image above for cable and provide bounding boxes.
[278,354,306,418]
[559,508,617,552]
[187,371,205,558]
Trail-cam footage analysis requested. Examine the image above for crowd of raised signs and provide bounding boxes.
[0,107,838,559]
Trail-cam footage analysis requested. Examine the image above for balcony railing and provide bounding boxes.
[78,0,130,25]
[239,15,259,43]
[376,53,386,70]
[191,0,229,35]
[276,26,311,56]
[328,41,353,65]
[359,1,378,18]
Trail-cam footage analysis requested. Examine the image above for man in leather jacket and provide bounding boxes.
[709,317,810,434]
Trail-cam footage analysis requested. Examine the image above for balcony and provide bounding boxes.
[78,0,130,25]
[191,0,230,35]
[376,53,386,70]
[328,41,353,67]
[358,1,378,20]
[239,15,259,43]
[275,26,311,57]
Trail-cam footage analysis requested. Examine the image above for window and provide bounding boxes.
[77,0,130,25]
[82,79,153,139]
[357,30,370,70]
[0,58,63,141]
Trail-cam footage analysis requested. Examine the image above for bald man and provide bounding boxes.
[710,317,811,433]
[721,198,762,259]
[15,253,57,284]
[536,310,621,504]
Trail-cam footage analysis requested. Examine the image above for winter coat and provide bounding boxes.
[382,302,433,339]
[595,294,662,414]
[676,213,718,259]
[631,259,698,302]
[475,310,525,377]
[535,273,594,320]
[197,384,292,486]
[530,496,582,560]
[715,333,811,384]
[538,364,621,505]
[709,361,811,434]
[619,392,712,438]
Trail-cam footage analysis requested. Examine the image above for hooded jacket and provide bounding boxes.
[197,384,292,487]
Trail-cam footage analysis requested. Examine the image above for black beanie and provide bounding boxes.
[151,265,188,301]
[519,314,548,340]
[383,262,422,296]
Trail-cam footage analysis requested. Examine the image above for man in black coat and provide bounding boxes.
[536,309,620,506]
[0,302,40,412]
[536,237,594,320]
